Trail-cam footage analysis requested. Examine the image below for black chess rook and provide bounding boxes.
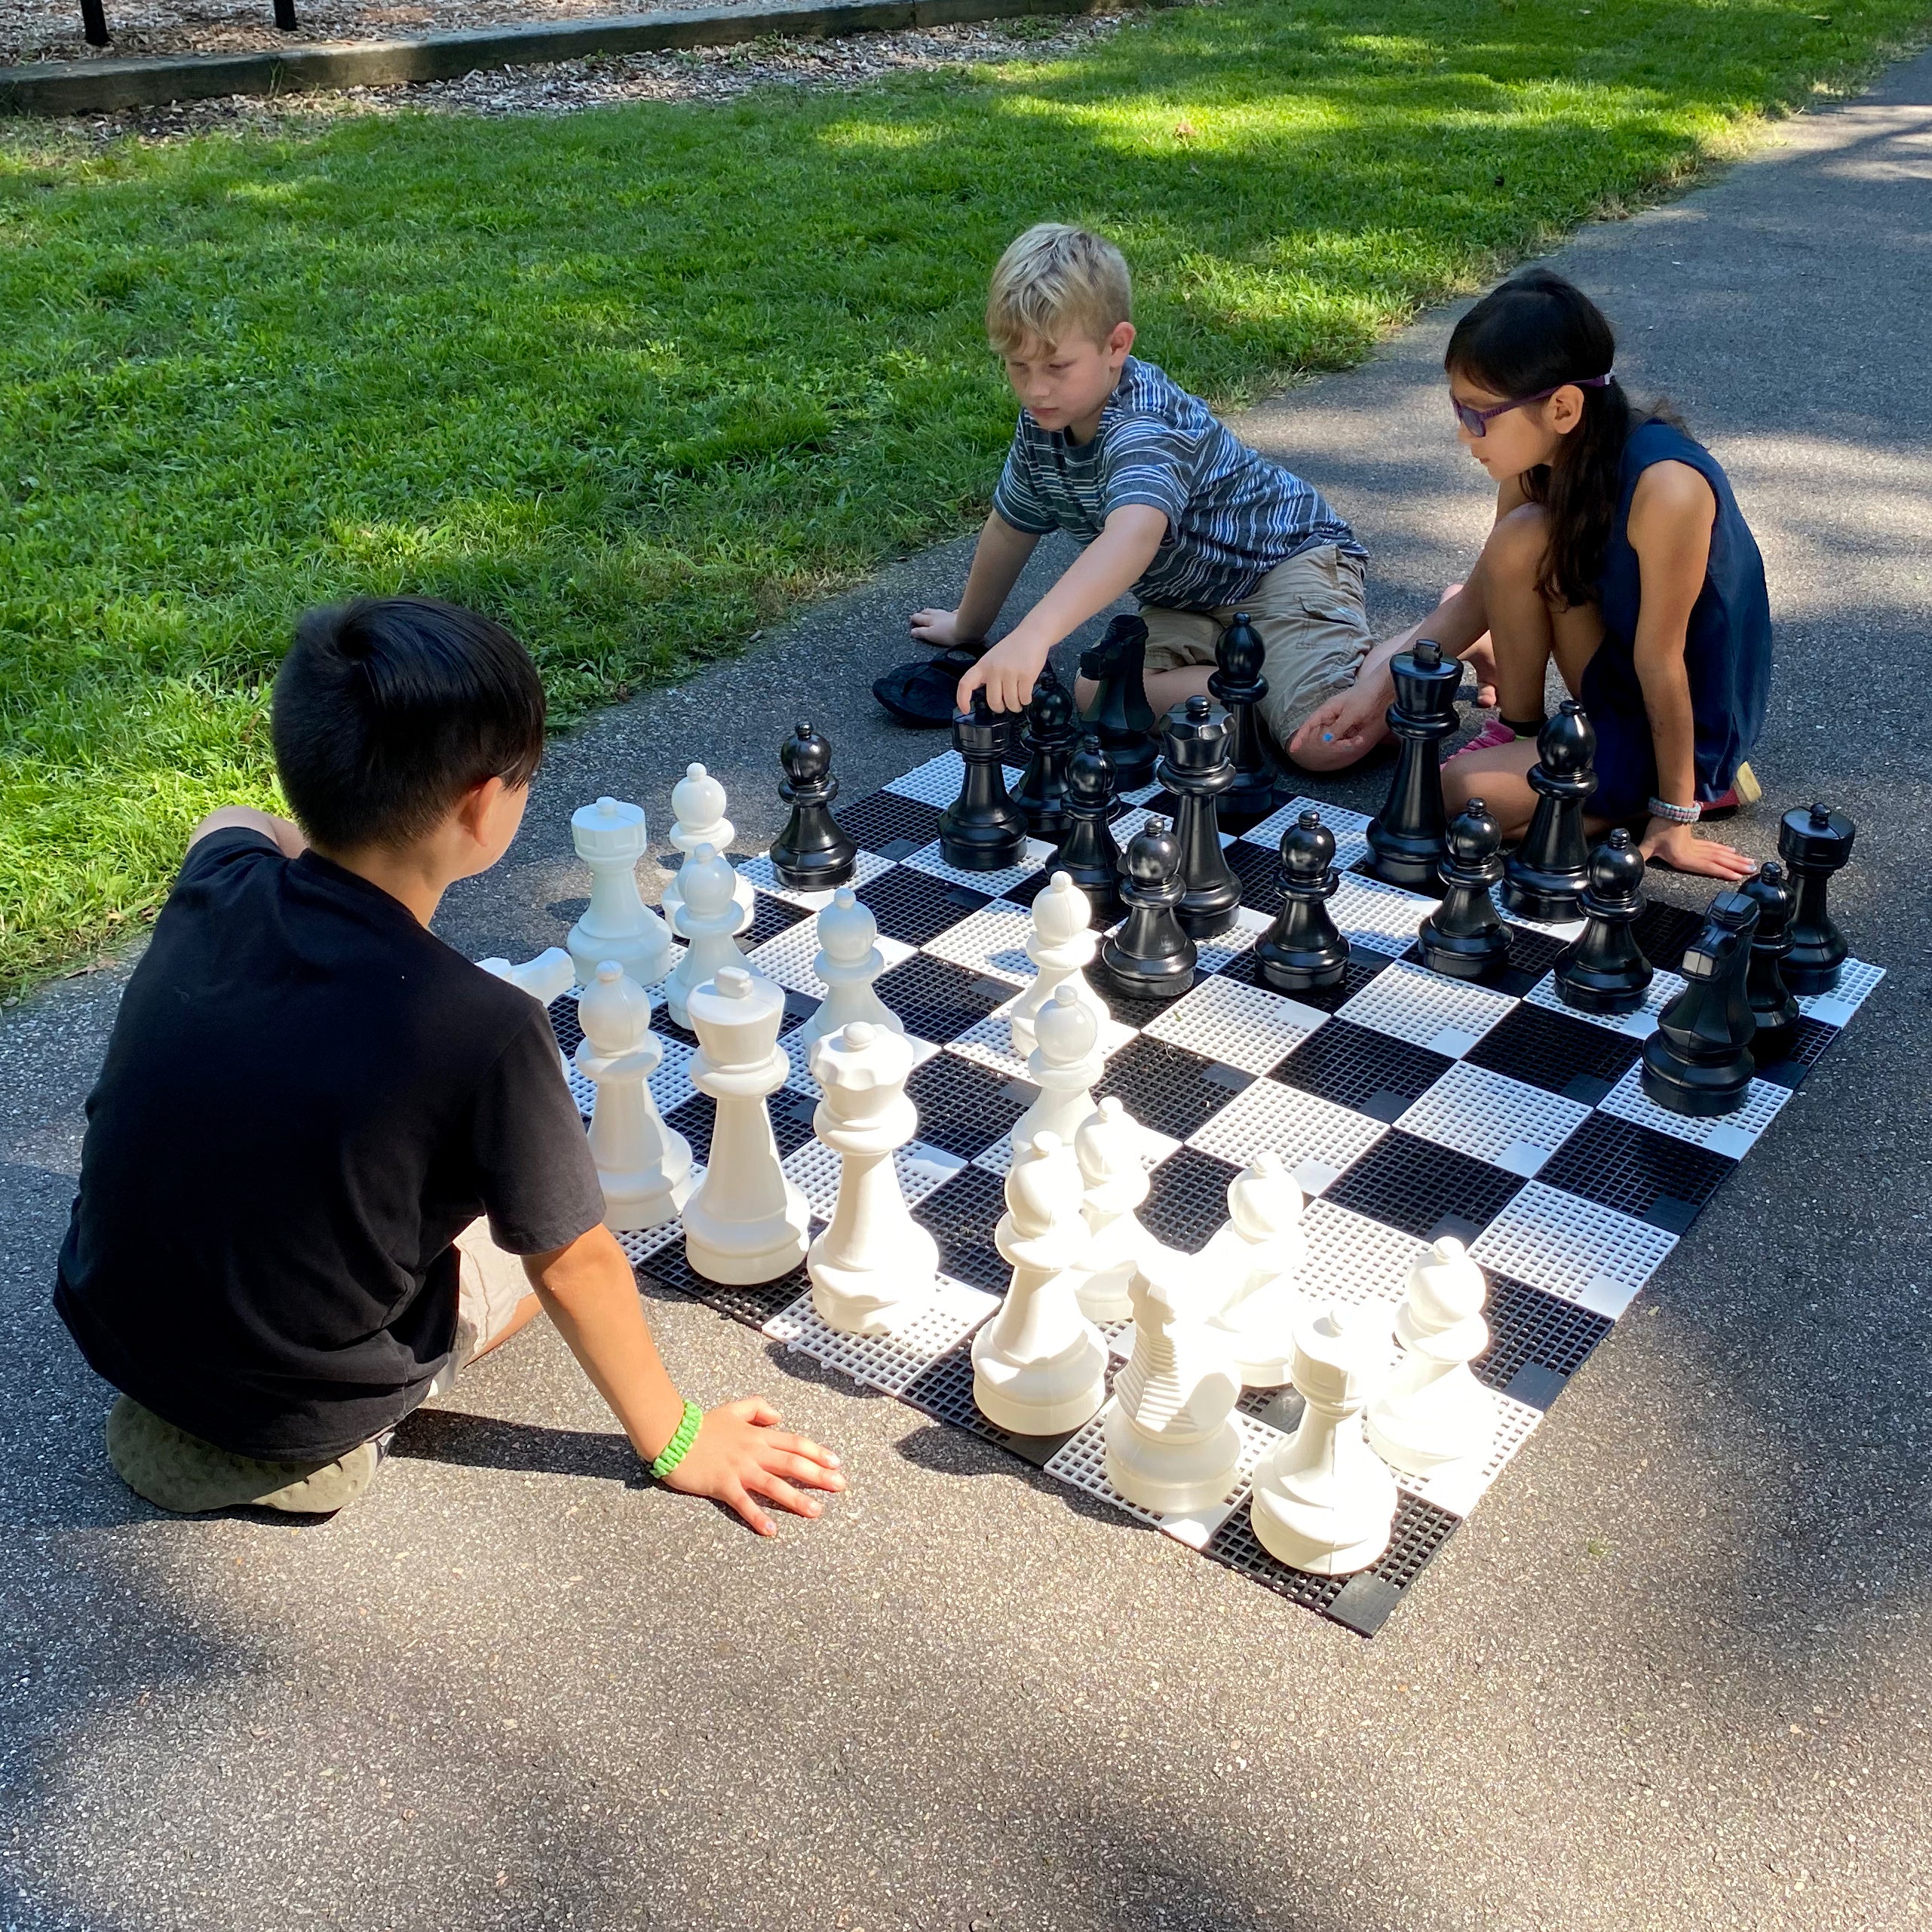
[1053,731,1124,922]
[1740,860,1802,1067]
[1364,639,1463,890]
[1417,799,1512,981]
[1159,695,1243,941]
[1777,800,1854,994]
[1207,610,1282,833]
[1011,664,1078,839]
[1639,890,1759,1116]
[939,692,1030,872]
[1077,612,1161,793]
[1553,830,1653,1015]
[1096,817,1198,1001]
[1254,809,1351,993]
[1501,701,1598,923]
[768,721,857,891]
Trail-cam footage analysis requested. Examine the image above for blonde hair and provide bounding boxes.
[986,223,1132,355]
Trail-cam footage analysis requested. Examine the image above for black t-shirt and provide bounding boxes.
[55,830,605,1461]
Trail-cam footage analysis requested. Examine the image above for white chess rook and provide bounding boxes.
[574,963,693,1232]
[1011,982,1104,1156]
[659,762,754,936]
[566,796,676,989]
[1103,1256,1244,1515]
[1250,1305,1398,1575]
[477,946,575,1007]
[1009,870,1110,1060]
[1200,1153,1308,1388]
[971,1131,1108,1436]
[665,843,763,1032]
[682,966,811,1285]
[806,1021,940,1336]
[1071,1096,1157,1323]
[796,888,903,1052]
[1366,1237,1499,1477]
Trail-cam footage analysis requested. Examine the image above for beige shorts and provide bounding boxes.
[429,1218,538,1397]
[1140,544,1372,744]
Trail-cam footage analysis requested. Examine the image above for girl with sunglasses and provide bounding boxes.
[1290,269,1770,880]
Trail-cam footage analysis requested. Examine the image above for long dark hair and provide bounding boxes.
[1446,269,1658,609]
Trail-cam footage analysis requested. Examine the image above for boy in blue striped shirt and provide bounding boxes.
[912,223,1373,741]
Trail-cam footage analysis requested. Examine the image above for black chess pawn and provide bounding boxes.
[1077,612,1160,793]
[1207,610,1280,833]
[1053,731,1123,922]
[1553,830,1653,1014]
[1500,701,1598,922]
[1739,860,1801,1066]
[1096,817,1198,1001]
[939,692,1030,872]
[1417,799,1511,981]
[1639,891,1759,1116]
[1777,800,1854,994]
[1011,663,1078,839]
[768,720,857,891]
[1158,695,1243,942]
[1364,639,1463,890]
[1253,810,1351,994]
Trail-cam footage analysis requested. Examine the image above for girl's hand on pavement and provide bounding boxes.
[658,1397,845,1538]
[1639,818,1759,882]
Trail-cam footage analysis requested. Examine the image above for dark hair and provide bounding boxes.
[271,596,545,851]
[1445,269,1661,609]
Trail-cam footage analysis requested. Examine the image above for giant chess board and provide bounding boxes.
[546,749,1883,1636]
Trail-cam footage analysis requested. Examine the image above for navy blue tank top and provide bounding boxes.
[1578,419,1771,811]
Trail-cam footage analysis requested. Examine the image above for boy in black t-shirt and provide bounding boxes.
[57,596,843,1533]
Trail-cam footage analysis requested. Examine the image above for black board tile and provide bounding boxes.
[1097,1035,1253,1141]
[1537,1112,1736,1232]
[837,790,945,853]
[1216,943,1393,1014]
[1462,1000,1642,1105]
[738,891,809,951]
[1269,1018,1454,1119]
[906,1053,1032,1161]
[899,1341,1077,1467]
[547,991,583,1060]
[1630,900,1704,971]
[1473,1271,1615,1400]
[873,953,1020,1046]
[1325,1130,1526,1244]
[1753,1014,1839,1090]
[919,1164,1012,1293]
[1139,1145,1244,1254]
[856,866,991,946]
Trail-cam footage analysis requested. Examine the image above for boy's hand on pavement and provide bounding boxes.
[1639,819,1758,883]
[658,1397,845,1538]
[910,606,963,650]
[955,636,1044,715]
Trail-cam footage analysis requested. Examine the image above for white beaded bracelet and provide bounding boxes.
[1647,796,1701,825]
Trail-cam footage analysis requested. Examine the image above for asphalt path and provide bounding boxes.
[3,49,1929,1931]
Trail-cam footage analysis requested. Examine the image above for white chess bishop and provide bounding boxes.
[566,796,676,989]
[795,888,902,1053]
[658,762,754,937]
[1199,1154,1308,1388]
[573,962,692,1232]
[971,1131,1108,1436]
[664,843,764,1032]
[1070,1096,1158,1323]
[1366,1237,1499,1477]
[1008,871,1110,1060]
[1010,982,1104,1156]
[1103,1256,1244,1516]
[681,967,811,1285]
[1249,1305,1398,1576]
[805,1021,939,1336]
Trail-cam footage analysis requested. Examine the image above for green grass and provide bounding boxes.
[1,0,1925,989]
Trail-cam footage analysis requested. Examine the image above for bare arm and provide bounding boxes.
[909,511,1041,652]
[189,806,307,857]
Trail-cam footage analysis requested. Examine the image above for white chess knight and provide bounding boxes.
[1249,1304,1398,1576]
[1070,1096,1159,1323]
[681,966,811,1285]
[1365,1237,1499,1477]
[805,1022,939,1336]
[971,1131,1108,1436]
[566,796,676,989]
[1103,1255,1244,1516]
[664,843,765,1032]
[795,888,903,1053]
[658,762,754,937]
[1199,1154,1308,1388]
[477,946,575,1006]
[573,962,692,1232]
[1008,870,1109,1060]
[1010,982,1104,1156]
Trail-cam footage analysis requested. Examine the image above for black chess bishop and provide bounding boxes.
[1364,639,1464,890]
[1777,800,1854,994]
[1053,731,1123,922]
[1077,613,1161,793]
[1207,610,1282,833]
[1096,817,1198,1001]
[1011,664,1078,839]
[1417,799,1511,981]
[1739,860,1801,1067]
[1639,890,1759,1116]
[1158,695,1242,941]
[1553,830,1653,1015]
[1253,809,1351,994]
[1501,701,1597,922]
[939,692,1030,872]
[768,721,857,891]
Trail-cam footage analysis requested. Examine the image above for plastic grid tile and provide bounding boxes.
[1268,1018,1455,1121]
[1462,999,1645,1106]
[1753,1016,1840,1088]
[1140,974,1327,1075]
[900,838,1057,900]
[1138,1145,1246,1253]
[1097,1035,1256,1141]
[1799,957,1884,1027]
[1487,888,1585,943]
[1336,959,1518,1060]
[1596,1061,1792,1158]
[1630,900,1704,968]
[835,790,945,854]
[661,1087,819,1168]
[1216,942,1394,1017]
[1535,1111,1737,1233]
[922,901,1039,983]
[736,847,895,910]
[1242,795,1374,853]
[736,892,811,952]
[1325,1130,1526,1244]
[1473,1271,1614,1398]
[872,953,1024,1048]
[1221,839,1287,917]
[897,1338,1078,1467]
[1299,1198,1428,1314]
[1523,965,1688,1039]
[762,1273,999,1396]
[779,1136,968,1220]
[743,916,918,1001]
[1394,1062,1594,1178]
[1469,1182,1679,1318]
[566,1032,699,1120]
[1090,970,1203,1030]
[1185,1075,1389,1197]
[547,992,584,1059]
[905,1051,1035,1160]
[639,1242,820,1330]
[1399,1392,1542,1520]
[1195,906,1273,980]
[615,1211,696,1269]
[855,865,992,946]
[884,750,1025,807]
[1329,873,1443,957]
[971,1118,1179,1180]
[916,1163,1015,1293]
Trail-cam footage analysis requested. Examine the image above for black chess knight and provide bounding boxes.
[1553,830,1653,1015]
[1777,800,1854,994]
[1364,639,1463,890]
[768,721,857,891]
[1501,701,1597,923]
[1158,695,1242,941]
[1096,818,1198,1001]
[1739,860,1801,1066]
[1639,891,1759,1116]
[1011,664,1078,839]
[1077,613,1161,793]
[1254,810,1351,994]
[1207,610,1282,833]
[1417,799,1511,981]
[939,692,1030,871]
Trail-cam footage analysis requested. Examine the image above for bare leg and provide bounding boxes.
[1472,507,1562,725]
[470,1291,544,1361]
[1440,738,1541,837]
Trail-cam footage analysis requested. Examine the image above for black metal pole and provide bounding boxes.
[273,0,296,28]
[81,0,111,44]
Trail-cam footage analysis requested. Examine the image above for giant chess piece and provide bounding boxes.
[940,692,1030,872]
[768,722,857,892]
[1012,664,1078,839]
[1159,695,1243,941]
[1096,818,1198,1001]
[1253,810,1349,994]
[1739,860,1801,1069]
[477,946,575,1007]
[1416,799,1510,982]
[1365,1237,1498,1477]
[1077,612,1160,793]
[1249,1304,1398,1576]
[971,1130,1109,1435]
[1053,732,1124,922]
[665,843,767,1032]
[1009,870,1109,1060]
[805,1021,940,1336]
[1208,609,1282,834]
[795,887,903,1053]
[1070,1095,1157,1323]
[1553,829,1653,1015]
[1639,891,1760,1117]
[1012,982,1103,1155]
[1364,639,1463,889]
[1777,800,1855,994]
[575,963,693,1232]
[566,796,677,989]
[1200,1153,1307,1388]
[1501,701,1597,922]
[682,966,811,1283]
[659,762,754,938]
[1103,1256,1244,1516]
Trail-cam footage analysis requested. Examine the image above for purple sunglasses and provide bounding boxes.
[1452,373,1613,437]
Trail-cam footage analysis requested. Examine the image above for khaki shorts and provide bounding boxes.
[1140,544,1372,744]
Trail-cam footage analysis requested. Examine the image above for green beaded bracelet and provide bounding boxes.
[649,1400,704,1481]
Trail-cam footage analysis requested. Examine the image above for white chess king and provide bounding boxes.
[1199,1154,1308,1388]
[566,795,676,989]
[574,962,692,1231]
[658,761,754,937]
[1365,1237,1499,1477]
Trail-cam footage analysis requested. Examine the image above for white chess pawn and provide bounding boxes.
[1366,1237,1499,1477]
[682,966,811,1285]
[1249,1305,1398,1576]
[477,946,575,1007]
[659,762,754,937]
[1008,870,1109,1060]
[574,963,693,1231]
[795,888,903,1053]
[1103,1255,1243,1515]
[1200,1153,1308,1388]
[805,1022,939,1336]
[1010,982,1103,1156]
[1070,1096,1157,1323]
[566,796,676,989]
[971,1131,1107,1436]
[664,843,763,1032]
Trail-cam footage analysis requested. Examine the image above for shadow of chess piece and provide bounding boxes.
[1254,809,1350,994]
[1365,639,1463,889]
[1639,890,1759,1116]
[1053,732,1122,922]
[1012,663,1078,839]
[1096,817,1197,1001]
[1077,613,1160,793]
[1739,860,1801,1068]
[1159,695,1242,942]
[1553,829,1653,1015]
[769,722,857,891]
[939,692,1029,872]
[1209,610,1282,834]
[1777,800,1854,994]
[1501,701,1597,922]
[1417,798,1511,982]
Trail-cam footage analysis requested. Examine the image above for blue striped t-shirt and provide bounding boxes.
[991,356,1363,612]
